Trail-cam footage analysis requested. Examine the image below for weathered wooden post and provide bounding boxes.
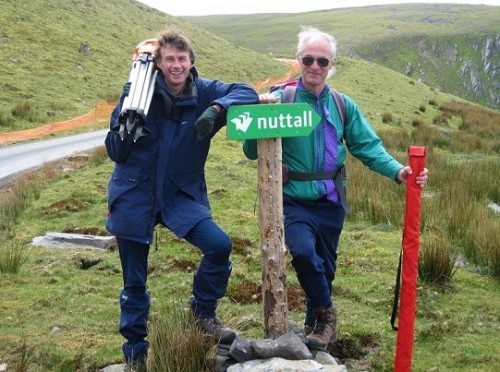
[227,102,320,338]
[257,137,288,338]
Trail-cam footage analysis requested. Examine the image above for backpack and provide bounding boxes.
[269,77,347,129]
[271,78,351,214]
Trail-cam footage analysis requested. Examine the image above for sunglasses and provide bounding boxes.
[301,56,331,68]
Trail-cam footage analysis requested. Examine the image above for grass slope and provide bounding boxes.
[182,4,500,109]
[0,0,287,133]
[182,4,498,54]
[0,56,499,370]
[0,1,499,371]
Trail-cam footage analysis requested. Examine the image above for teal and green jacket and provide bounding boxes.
[242,81,404,202]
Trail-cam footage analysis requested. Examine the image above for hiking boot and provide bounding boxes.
[304,324,314,336]
[195,317,237,345]
[306,306,337,350]
[305,322,336,343]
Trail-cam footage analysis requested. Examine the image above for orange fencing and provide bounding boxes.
[0,101,116,145]
[0,60,299,145]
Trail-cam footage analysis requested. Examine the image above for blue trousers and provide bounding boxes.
[283,195,345,326]
[117,217,232,361]
[117,239,150,364]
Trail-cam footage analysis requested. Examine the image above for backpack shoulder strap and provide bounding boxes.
[330,88,347,130]
[282,85,297,103]
[281,85,347,129]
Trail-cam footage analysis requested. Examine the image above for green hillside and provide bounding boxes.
[0,0,287,133]
[0,1,499,371]
[182,4,500,109]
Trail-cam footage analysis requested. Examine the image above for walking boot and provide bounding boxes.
[303,301,315,336]
[304,324,314,336]
[195,317,237,344]
[190,298,236,344]
[306,305,337,351]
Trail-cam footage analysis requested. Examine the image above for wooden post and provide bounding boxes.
[257,137,288,338]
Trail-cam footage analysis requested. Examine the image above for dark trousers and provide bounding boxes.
[184,217,232,319]
[283,195,345,325]
[117,238,150,363]
[116,217,232,360]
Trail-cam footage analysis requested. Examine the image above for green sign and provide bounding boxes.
[227,103,321,140]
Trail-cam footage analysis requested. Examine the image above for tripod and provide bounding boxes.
[118,53,158,142]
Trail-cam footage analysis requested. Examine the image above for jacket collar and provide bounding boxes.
[297,78,330,100]
[156,66,199,99]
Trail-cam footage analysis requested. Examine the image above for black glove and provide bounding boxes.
[122,82,131,96]
[119,82,131,107]
[195,106,219,140]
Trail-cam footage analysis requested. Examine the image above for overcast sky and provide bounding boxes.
[137,0,498,16]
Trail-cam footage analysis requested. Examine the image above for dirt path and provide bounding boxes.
[0,60,299,146]
[252,59,299,91]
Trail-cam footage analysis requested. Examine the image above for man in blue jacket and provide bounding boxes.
[105,29,259,367]
[244,26,428,351]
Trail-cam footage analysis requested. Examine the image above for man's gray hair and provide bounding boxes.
[296,26,337,59]
[296,26,337,79]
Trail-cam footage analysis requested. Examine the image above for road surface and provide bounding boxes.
[0,129,108,185]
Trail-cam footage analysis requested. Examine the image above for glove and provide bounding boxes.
[122,82,131,97]
[195,106,219,140]
[119,82,132,107]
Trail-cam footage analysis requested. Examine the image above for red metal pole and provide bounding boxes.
[394,146,427,372]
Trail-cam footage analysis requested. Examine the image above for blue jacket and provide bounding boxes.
[105,68,259,244]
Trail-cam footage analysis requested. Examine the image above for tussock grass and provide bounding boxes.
[463,207,500,274]
[433,111,452,125]
[348,146,500,281]
[0,239,28,274]
[378,129,411,152]
[87,145,109,167]
[418,234,457,285]
[440,101,500,154]
[7,341,33,372]
[0,164,56,231]
[11,101,37,121]
[346,153,406,228]
[381,112,393,123]
[0,112,14,128]
[148,301,215,372]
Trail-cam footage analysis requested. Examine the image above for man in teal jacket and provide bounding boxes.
[243,26,428,351]
[105,30,259,367]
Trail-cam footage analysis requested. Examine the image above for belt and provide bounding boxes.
[287,166,351,214]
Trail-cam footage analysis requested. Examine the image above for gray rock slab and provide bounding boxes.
[227,357,347,372]
[251,331,313,360]
[32,232,115,250]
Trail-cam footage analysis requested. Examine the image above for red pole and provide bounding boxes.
[394,146,427,372]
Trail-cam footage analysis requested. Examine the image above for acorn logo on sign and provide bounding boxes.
[227,103,321,140]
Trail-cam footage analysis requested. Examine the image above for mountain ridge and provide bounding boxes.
[182,3,500,109]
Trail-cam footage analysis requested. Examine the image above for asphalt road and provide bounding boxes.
[0,129,108,185]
